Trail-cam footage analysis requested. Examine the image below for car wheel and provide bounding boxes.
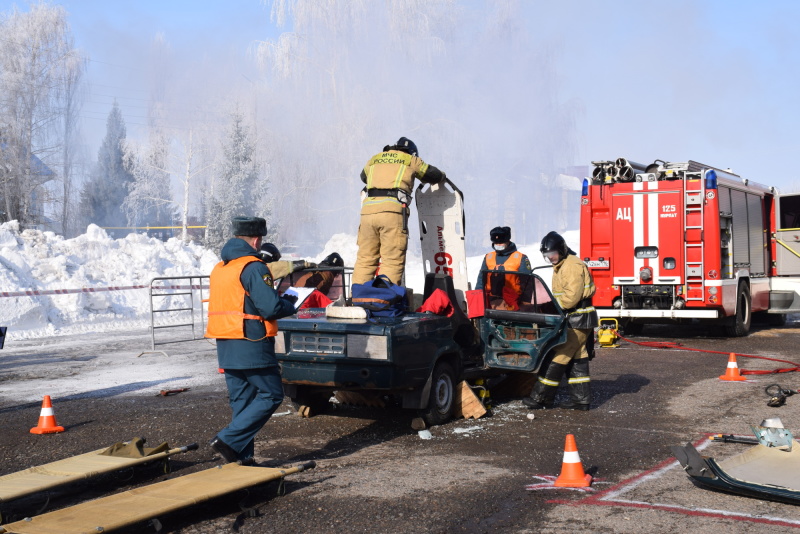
[421,361,456,426]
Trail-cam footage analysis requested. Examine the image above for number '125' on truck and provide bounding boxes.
[581,157,800,336]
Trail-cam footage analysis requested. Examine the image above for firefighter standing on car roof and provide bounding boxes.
[476,226,533,310]
[205,217,298,464]
[524,231,598,411]
[352,137,446,286]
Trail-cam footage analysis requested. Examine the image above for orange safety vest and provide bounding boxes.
[205,256,278,340]
[485,251,523,297]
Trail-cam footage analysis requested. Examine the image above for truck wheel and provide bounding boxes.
[421,361,456,426]
[724,285,751,337]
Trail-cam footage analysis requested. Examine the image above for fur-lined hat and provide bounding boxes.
[232,216,267,237]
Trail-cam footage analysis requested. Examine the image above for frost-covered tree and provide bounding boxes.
[125,128,212,243]
[205,112,271,250]
[122,128,173,232]
[0,2,84,228]
[56,49,86,237]
[78,103,135,233]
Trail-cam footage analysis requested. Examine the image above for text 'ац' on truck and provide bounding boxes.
[580,157,800,336]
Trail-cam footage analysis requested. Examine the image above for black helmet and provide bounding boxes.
[320,252,344,268]
[540,231,569,257]
[489,226,511,244]
[259,242,281,262]
[394,137,418,157]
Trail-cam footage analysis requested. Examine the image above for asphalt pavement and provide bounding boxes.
[1,318,799,533]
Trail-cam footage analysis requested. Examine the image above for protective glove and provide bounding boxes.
[292,260,316,272]
[282,293,299,306]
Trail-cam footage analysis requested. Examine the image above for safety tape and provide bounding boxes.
[0,284,209,298]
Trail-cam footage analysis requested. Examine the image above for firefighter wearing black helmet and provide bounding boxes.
[524,231,598,411]
[353,137,446,285]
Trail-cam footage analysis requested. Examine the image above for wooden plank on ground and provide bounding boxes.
[454,381,487,420]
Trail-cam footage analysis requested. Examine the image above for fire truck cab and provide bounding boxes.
[580,157,800,336]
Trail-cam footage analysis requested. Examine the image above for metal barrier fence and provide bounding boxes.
[144,268,351,355]
[146,276,210,354]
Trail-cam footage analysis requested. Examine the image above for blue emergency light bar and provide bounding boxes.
[582,178,589,196]
[705,169,718,190]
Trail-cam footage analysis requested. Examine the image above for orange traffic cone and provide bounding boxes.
[719,353,746,382]
[30,395,65,434]
[554,434,592,487]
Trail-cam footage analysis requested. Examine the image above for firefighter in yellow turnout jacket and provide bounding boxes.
[353,137,445,285]
[524,231,598,411]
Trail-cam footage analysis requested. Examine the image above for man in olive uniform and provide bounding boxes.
[205,217,298,464]
[353,137,445,285]
[524,231,598,411]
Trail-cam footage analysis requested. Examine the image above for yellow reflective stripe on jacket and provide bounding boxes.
[361,150,428,215]
[392,162,405,189]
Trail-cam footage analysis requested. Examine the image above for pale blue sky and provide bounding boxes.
[3,0,800,192]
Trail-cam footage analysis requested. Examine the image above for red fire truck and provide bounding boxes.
[579,157,800,336]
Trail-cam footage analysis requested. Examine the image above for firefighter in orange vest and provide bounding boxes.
[476,226,533,310]
[524,231,598,411]
[205,216,298,464]
[353,137,445,286]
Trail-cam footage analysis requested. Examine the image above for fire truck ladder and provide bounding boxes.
[684,172,705,302]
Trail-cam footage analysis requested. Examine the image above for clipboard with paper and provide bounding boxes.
[283,286,316,310]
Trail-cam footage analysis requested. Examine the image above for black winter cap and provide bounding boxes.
[232,216,267,237]
[490,226,511,244]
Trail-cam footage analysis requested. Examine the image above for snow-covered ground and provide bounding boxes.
[0,220,576,341]
[0,221,575,404]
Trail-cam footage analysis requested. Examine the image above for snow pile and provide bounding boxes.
[0,222,220,339]
[0,220,577,340]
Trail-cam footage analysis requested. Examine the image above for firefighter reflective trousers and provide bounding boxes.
[353,211,408,285]
[528,328,592,407]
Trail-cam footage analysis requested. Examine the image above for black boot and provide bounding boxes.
[560,358,591,410]
[523,362,567,409]
[209,436,239,463]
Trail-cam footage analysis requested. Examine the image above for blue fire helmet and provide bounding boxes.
[395,137,418,157]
